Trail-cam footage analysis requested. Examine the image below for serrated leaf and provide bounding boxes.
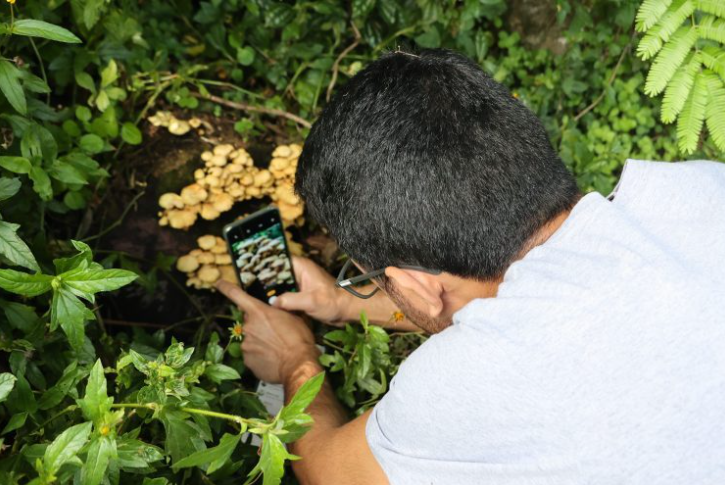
[247,433,291,485]
[0,373,17,403]
[645,26,700,96]
[81,436,116,485]
[0,221,40,271]
[678,72,709,153]
[51,286,87,350]
[172,433,240,474]
[0,269,52,297]
[43,422,92,475]
[636,0,674,32]
[0,177,21,200]
[0,60,27,115]
[78,360,113,424]
[12,20,82,44]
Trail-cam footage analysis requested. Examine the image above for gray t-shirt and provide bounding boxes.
[366,159,725,485]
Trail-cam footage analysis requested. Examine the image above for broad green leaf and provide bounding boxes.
[116,438,164,468]
[0,156,32,174]
[278,372,324,423]
[172,433,240,474]
[0,373,17,403]
[79,134,104,154]
[0,177,21,200]
[12,20,82,44]
[100,60,118,88]
[0,60,27,115]
[43,422,93,475]
[78,360,113,423]
[29,166,53,201]
[236,46,256,66]
[49,160,88,185]
[0,220,40,271]
[204,363,241,383]
[53,239,93,274]
[62,267,138,299]
[142,478,170,485]
[161,410,206,462]
[81,436,116,485]
[22,72,51,94]
[121,123,142,145]
[2,412,28,434]
[51,286,87,350]
[0,269,52,297]
[39,361,86,410]
[1,300,40,332]
[249,433,290,485]
[6,374,36,413]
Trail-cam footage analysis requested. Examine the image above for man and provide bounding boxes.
[217,49,725,484]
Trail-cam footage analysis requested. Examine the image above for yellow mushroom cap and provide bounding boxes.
[181,184,208,205]
[197,252,216,264]
[198,235,217,250]
[177,254,200,273]
[198,265,221,283]
[167,209,197,229]
[211,193,234,212]
[159,193,184,209]
[213,144,235,157]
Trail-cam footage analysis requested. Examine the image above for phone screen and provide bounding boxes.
[224,208,297,304]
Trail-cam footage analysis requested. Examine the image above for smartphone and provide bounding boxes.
[223,207,298,304]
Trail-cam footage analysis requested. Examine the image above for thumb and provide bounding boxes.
[215,280,263,314]
[273,291,315,313]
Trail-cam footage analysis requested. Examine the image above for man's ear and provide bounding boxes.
[385,267,445,318]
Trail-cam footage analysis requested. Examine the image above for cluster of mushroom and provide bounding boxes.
[176,235,237,290]
[157,143,305,229]
[148,110,202,136]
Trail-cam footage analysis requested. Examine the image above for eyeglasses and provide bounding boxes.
[335,258,442,299]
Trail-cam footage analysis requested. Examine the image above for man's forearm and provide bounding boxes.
[339,285,421,331]
[282,352,349,481]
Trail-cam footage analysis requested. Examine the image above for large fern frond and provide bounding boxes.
[677,72,709,153]
[636,0,695,60]
[636,0,675,32]
[662,53,701,123]
[700,46,725,79]
[697,0,725,18]
[645,26,700,96]
[704,72,725,152]
[698,15,725,44]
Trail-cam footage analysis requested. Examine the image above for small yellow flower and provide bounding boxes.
[229,322,244,341]
[6,0,16,4]
[392,311,405,322]
[100,425,110,436]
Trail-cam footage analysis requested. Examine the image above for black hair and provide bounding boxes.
[296,48,580,280]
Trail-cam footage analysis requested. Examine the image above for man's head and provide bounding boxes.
[296,48,580,332]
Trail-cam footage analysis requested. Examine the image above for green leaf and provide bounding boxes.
[236,46,256,66]
[204,363,241,383]
[415,28,441,48]
[29,166,53,201]
[121,123,142,145]
[698,0,725,18]
[81,436,116,485]
[352,0,376,19]
[699,14,725,44]
[62,267,138,299]
[53,239,93,274]
[51,286,87,350]
[100,60,118,88]
[39,361,87,410]
[278,372,324,423]
[12,20,82,43]
[172,433,241,474]
[161,410,206,462]
[0,269,52,297]
[705,73,725,152]
[0,157,31,174]
[2,412,28,434]
[78,360,113,424]
[636,0,673,32]
[0,177,21,200]
[79,134,105,154]
[22,72,51,94]
[0,373,17,403]
[0,60,26,115]
[43,422,93,475]
[644,26,700,96]
[49,160,88,185]
[0,221,40,271]
[116,438,164,468]
[662,53,701,123]
[677,71,709,153]
[252,433,290,485]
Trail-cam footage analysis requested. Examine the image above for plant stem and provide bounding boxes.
[110,403,264,428]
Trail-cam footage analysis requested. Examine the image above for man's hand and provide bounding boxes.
[216,279,320,383]
[272,256,351,326]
